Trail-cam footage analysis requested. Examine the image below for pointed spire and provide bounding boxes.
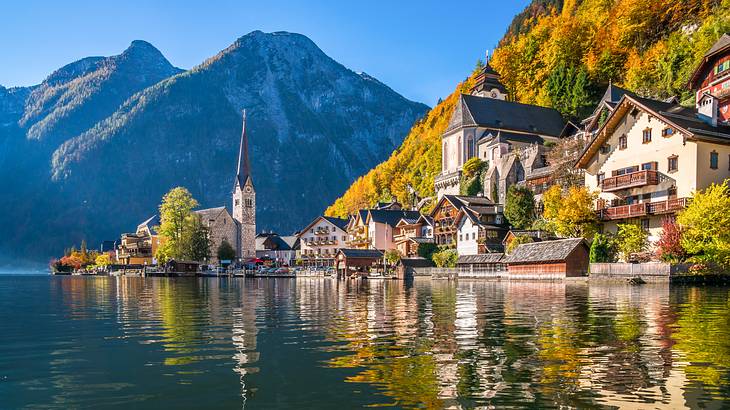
[235,109,252,188]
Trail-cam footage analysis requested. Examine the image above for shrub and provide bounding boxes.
[616,224,648,262]
[417,242,438,261]
[677,181,730,268]
[432,249,458,268]
[656,217,686,263]
[589,233,614,263]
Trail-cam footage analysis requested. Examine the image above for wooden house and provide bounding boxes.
[504,238,589,279]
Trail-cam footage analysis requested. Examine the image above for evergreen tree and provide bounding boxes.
[504,185,535,229]
[217,239,236,262]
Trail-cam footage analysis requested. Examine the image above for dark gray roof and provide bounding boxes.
[446,94,565,136]
[621,94,730,141]
[338,248,383,258]
[504,238,586,264]
[409,237,434,244]
[280,236,300,250]
[399,257,434,268]
[323,216,349,230]
[705,33,730,58]
[368,210,422,227]
[195,206,227,220]
[602,83,637,104]
[457,253,505,265]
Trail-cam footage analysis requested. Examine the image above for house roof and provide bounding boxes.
[408,237,434,244]
[367,210,422,228]
[137,215,159,234]
[280,236,300,250]
[338,248,384,259]
[445,94,565,136]
[195,206,227,221]
[504,238,586,264]
[575,94,730,168]
[298,215,349,238]
[688,33,730,89]
[502,230,556,245]
[256,234,294,251]
[457,253,505,265]
[417,215,434,226]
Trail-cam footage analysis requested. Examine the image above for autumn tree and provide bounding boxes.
[155,187,209,263]
[506,234,534,255]
[504,185,535,229]
[616,223,648,262]
[656,217,686,263]
[432,249,457,268]
[539,185,598,238]
[677,181,730,267]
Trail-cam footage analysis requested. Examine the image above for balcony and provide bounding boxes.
[601,170,658,192]
[599,197,688,221]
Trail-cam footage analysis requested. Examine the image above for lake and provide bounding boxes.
[0,275,729,409]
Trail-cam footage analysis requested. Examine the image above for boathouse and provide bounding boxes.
[504,238,589,279]
[335,248,384,277]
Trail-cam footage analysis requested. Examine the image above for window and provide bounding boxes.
[600,144,610,154]
[235,199,240,205]
[472,232,476,240]
[662,127,674,137]
[711,151,719,169]
[716,60,730,75]
[668,155,678,172]
[641,162,657,171]
[459,234,462,241]
[619,135,627,150]
[641,218,650,231]
[245,198,253,208]
[597,173,605,185]
[642,128,652,144]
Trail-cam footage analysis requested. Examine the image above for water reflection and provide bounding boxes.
[0,276,729,408]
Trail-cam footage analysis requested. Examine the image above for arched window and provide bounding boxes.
[492,147,499,161]
[458,136,462,165]
[467,135,474,158]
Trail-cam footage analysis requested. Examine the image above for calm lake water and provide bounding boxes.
[1,275,729,409]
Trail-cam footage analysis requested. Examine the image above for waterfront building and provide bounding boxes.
[255,232,299,266]
[116,215,162,265]
[335,248,384,277]
[453,205,508,255]
[297,216,349,268]
[688,33,730,124]
[435,64,565,199]
[393,215,433,257]
[504,238,589,278]
[431,194,502,247]
[345,209,371,249]
[575,34,730,243]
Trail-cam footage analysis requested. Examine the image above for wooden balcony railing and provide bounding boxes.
[599,197,688,221]
[601,170,658,192]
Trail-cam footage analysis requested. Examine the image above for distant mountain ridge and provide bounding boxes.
[0,31,428,262]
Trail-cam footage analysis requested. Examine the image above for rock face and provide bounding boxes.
[0,31,428,262]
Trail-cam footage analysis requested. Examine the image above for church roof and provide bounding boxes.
[195,206,228,221]
[235,110,253,189]
[445,94,565,136]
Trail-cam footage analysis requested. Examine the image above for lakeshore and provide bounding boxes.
[2,273,729,409]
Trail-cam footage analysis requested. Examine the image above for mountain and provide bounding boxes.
[0,31,428,262]
[326,0,730,218]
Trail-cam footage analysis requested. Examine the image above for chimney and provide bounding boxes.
[697,93,719,127]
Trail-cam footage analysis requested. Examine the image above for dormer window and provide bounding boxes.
[662,127,674,137]
[642,128,652,144]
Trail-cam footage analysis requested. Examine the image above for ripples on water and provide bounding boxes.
[0,276,728,409]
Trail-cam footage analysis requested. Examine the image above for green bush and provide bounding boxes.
[432,249,458,268]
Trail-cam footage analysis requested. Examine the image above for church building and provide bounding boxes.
[232,110,257,260]
[435,55,566,202]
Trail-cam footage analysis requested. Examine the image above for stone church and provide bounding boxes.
[434,54,566,202]
[194,111,256,263]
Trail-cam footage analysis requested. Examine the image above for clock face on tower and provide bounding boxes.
[245,186,252,193]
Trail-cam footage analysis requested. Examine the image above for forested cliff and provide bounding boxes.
[326,0,730,218]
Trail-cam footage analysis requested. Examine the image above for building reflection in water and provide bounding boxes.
[48,276,730,409]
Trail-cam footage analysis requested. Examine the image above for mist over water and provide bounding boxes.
[1,275,729,409]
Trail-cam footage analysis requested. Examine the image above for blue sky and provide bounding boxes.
[0,0,529,105]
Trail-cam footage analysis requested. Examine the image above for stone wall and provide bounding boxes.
[207,211,238,264]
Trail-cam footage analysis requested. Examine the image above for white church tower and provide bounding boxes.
[232,110,256,260]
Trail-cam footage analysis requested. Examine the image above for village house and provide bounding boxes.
[335,248,384,277]
[365,209,421,251]
[504,238,589,279]
[116,215,162,265]
[431,194,503,247]
[575,34,730,243]
[393,215,433,257]
[345,209,371,249]
[255,232,299,266]
[297,216,349,268]
[453,205,508,255]
[434,57,566,201]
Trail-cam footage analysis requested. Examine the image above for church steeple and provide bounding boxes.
[235,109,253,189]
[232,109,256,260]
